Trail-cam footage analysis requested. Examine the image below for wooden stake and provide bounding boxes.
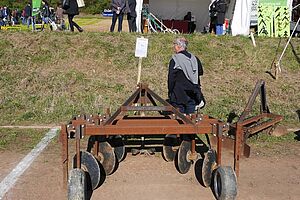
[137,57,143,84]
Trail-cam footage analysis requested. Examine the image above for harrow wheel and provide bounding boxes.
[73,151,101,190]
[213,166,237,200]
[68,168,86,200]
[108,135,126,162]
[96,141,117,175]
[202,149,217,187]
[176,140,192,174]
[162,134,179,162]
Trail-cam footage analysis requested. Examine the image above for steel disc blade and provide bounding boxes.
[97,141,117,175]
[73,151,101,190]
[202,149,217,187]
[176,140,192,174]
[108,135,126,162]
[162,134,179,162]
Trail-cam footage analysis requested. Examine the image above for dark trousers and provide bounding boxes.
[127,15,136,32]
[171,99,196,141]
[68,15,82,32]
[110,12,124,32]
[187,22,196,33]
[171,99,196,115]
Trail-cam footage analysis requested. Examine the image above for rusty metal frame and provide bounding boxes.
[233,79,283,176]
[60,80,283,187]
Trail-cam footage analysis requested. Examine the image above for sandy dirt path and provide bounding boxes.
[1,140,300,200]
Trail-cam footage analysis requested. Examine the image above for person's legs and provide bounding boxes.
[117,14,123,32]
[127,15,132,32]
[72,18,83,32]
[132,17,136,32]
[110,12,117,32]
[27,16,31,28]
[68,15,74,31]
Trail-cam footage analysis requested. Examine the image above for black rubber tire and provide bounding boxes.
[202,149,217,187]
[68,168,86,200]
[213,166,237,200]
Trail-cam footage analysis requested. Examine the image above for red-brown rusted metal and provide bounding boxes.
[216,124,223,166]
[60,80,283,185]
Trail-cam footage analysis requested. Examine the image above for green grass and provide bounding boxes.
[0,128,47,152]
[0,29,299,131]
[247,132,299,156]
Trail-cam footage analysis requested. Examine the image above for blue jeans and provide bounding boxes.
[110,12,124,32]
[216,24,223,35]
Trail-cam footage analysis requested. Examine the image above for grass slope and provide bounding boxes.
[0,31,299,129]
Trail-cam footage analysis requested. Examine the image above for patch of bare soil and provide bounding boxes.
[1,141,300,200]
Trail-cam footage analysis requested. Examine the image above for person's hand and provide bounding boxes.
[116,7,121,14]
[195,100,205,111]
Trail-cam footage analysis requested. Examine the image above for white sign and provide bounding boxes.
[77,0,85,8]
[135,37,148,58]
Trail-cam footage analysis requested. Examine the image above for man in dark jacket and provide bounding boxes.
[168,37,205,114]
[64,0,83,32]
[127,0,136,32]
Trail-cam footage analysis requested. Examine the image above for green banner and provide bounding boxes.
[258,0,290,37]
[32,0,42,16]
[258,5,273,36]
[274,6,290,37]
[259,0,287,6]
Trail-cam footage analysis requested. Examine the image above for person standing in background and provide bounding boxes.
[184,11,196,33]
[126,0,137,32]
[208,0,217,34]
[110,0,126,32]
[41,0,51,30]
[56,3,65,30]
[64,0,83,32]
[215,0,226,35]
[24,3,32,28]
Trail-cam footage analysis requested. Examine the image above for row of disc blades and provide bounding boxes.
[73,135,201,190]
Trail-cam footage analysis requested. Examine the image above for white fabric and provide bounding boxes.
[136,0,143,32]
[231,0,252,36]
[149,0,211,32]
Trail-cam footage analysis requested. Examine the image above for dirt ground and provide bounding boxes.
[1,137,300,200]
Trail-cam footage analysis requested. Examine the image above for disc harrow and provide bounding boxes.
[60,79,282,200]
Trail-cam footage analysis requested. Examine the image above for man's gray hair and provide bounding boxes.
[174,37,188,50]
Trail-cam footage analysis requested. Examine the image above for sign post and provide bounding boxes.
[135,37,149,84]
